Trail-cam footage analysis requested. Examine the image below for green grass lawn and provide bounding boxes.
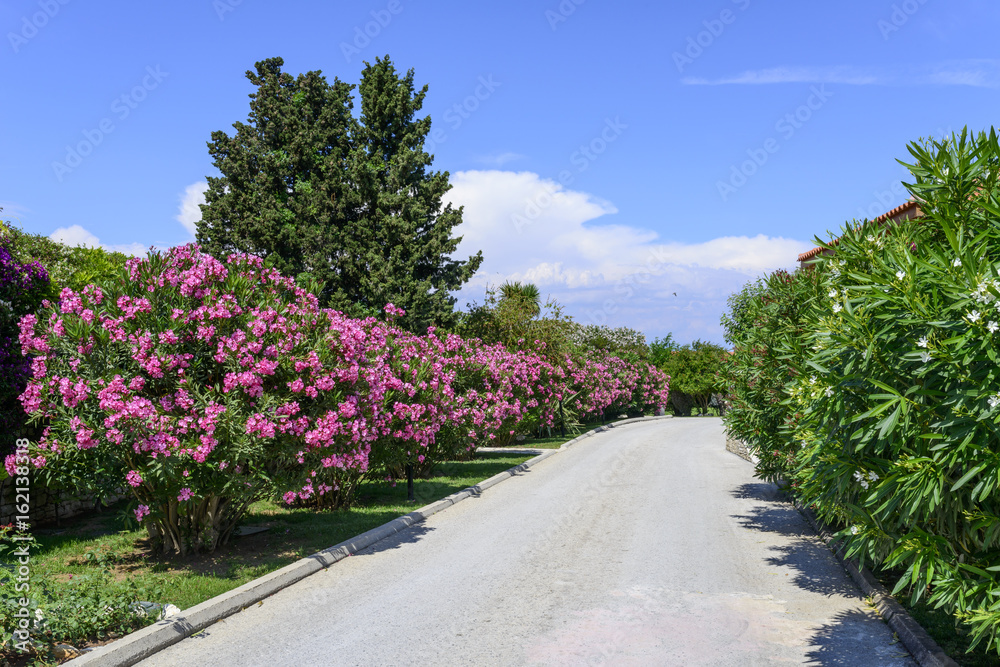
[28,453,534,613]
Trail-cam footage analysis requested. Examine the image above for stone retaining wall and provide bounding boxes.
[725,434,754,463]
[0,479,116,526]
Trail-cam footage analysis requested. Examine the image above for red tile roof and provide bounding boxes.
[797,200,922,263]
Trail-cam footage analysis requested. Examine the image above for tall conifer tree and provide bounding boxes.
[197,56,482,331]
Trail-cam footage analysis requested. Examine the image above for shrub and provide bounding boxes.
[655,340,730,416]
[720,268,822,479]
[0,236,49,463]
[13,246,424,553]
[724,128,1000,655]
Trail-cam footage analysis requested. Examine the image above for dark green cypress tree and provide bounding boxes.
[197,57,357,289]
[196,56,482,332]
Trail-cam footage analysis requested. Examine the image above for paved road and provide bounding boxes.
[141,418,915,666]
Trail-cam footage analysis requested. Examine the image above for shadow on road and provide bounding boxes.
[729,481,784,502]
[730,487,859,597]
[339,523,435,558]
[804,608,909,666]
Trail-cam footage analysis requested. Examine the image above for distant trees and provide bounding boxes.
[196,56,482,332]
[651,337,728,415]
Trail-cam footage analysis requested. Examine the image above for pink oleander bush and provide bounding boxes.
[10,244,670,554]
[11,246,410,553]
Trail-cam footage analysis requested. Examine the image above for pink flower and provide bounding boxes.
[126,470,143,487]
[383,303,406,318]
[135,505,150,521]
[177,488,194,502]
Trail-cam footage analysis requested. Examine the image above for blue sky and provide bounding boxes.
[3,0,999,345]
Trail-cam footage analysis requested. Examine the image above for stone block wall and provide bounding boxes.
[0,479,118,526]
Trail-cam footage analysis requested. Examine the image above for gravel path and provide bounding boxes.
[140,418,915,666]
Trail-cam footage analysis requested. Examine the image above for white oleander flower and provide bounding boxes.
[953,258,962,267]
[919,351,932,363]
[989,322,999,334]
[828,289,838,299]
[917,336,929,348]
[825,387,834,397]
[989,394,1000,410]
[969,310,982,323]
[851,526,860,535]
[896,270,906,280]
[868,472,879,482]
[833,303,843,313]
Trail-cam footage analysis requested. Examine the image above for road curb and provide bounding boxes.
[69,417,672,666]
[795,503,958,667]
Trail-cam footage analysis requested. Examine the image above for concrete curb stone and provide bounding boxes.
[71,416,668,666]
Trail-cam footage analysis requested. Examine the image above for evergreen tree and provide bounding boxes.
[347,57,482,331]
[196,56,482,332]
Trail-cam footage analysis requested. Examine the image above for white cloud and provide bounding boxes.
[106,242,149,256]
[684,66,880,86]
[683,60,1000,88]
[177,181,207,238]
[0,201,31,220]
[49,225,147,257]
[446,170,811,345]
[50,225,101,248]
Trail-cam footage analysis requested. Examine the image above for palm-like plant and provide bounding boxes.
[498,280,541,318]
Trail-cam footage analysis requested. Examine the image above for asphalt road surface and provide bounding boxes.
[141,418,915,666]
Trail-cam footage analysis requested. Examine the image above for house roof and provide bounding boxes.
[797,200,922,263]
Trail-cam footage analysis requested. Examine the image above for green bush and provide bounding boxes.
[654,339,730,416]
[724,128,1000,655]
[720,268,822,478]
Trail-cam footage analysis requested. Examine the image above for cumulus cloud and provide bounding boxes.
[445,170,812,344]
[50,225,100,248]
[177,181,207,238]
[49,225,148,257]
